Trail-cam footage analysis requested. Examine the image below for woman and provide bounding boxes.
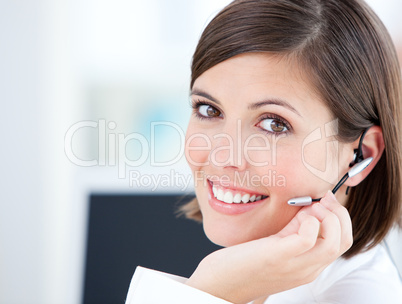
[125,0,402,303]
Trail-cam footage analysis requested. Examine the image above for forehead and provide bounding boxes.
[192,53,329,118]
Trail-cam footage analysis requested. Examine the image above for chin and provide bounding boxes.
[201,217,271,248]
[204,230,246,248]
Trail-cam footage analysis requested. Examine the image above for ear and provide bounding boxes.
[345,126,384,187]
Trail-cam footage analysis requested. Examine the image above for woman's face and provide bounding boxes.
[185,53,353,247]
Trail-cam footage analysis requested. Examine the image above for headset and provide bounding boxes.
[288,129,373,206]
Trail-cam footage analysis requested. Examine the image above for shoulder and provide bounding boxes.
[266,243,402,304]
[313,243,402,303]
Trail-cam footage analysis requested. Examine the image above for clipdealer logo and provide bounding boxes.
[64,120,185,178]
[301,119,340,184]
[64,118,340,187]
[64,119,285,178]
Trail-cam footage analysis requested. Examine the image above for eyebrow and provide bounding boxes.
[191,88,301,117]
[191,89,221,105]
[248,99,301,117]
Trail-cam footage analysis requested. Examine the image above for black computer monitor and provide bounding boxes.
[82,193,221,304]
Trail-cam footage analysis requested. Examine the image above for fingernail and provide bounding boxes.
[326,190,337,202]
[312,202,326,214]
[313,202,325,209]
[298,211,307,219]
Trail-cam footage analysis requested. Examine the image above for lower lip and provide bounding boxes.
[207,181,267,215]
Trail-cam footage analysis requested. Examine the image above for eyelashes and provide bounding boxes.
[191,99,223,120]
[257,113,291,134]
[190,99,292,135]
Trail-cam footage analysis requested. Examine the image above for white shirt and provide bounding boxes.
[125,243,402,303]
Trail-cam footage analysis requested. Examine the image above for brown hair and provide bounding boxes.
[182,0,402,258]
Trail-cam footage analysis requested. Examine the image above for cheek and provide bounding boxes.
[185,123,211,170]
[303,139,329,171]
[254,152,302,200]
[301,137,340,185]
[243,134,279,167]
[270,143,335,200]
[254,140,311,196]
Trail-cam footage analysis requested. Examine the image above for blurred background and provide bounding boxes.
[1,0,402,303]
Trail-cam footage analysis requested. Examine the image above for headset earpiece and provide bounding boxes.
[350,149,364,167]
[349,128,370,167]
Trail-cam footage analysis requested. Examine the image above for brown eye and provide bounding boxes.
[199,105,221,117]
[259,118,288,133]
[271,120,286,132]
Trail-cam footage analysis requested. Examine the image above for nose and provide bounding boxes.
[209,120,247,171]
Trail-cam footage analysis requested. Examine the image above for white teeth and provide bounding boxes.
[223,191,233,204]
[212,184,267,204]
[241,193,250,203]
[217,189,224,201]
[212,185,217,197]
[233,193,242,203]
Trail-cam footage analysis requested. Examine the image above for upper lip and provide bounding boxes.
[208,179,269,196]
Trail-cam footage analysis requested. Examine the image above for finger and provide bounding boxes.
[303,202,339,239]
[294,203,342,264]
[276,205,315,237]
[318,207,341,257]
[278,212,320,257]
[283,199,343,252]
[298,212,321,241]
[320,191,353,253]
[311,202,341,256]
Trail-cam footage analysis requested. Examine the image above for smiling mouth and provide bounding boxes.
[210,181,269,204]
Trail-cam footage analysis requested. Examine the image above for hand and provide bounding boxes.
[185,191,353,304]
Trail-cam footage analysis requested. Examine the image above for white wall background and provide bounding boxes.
[0,1,401,303]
